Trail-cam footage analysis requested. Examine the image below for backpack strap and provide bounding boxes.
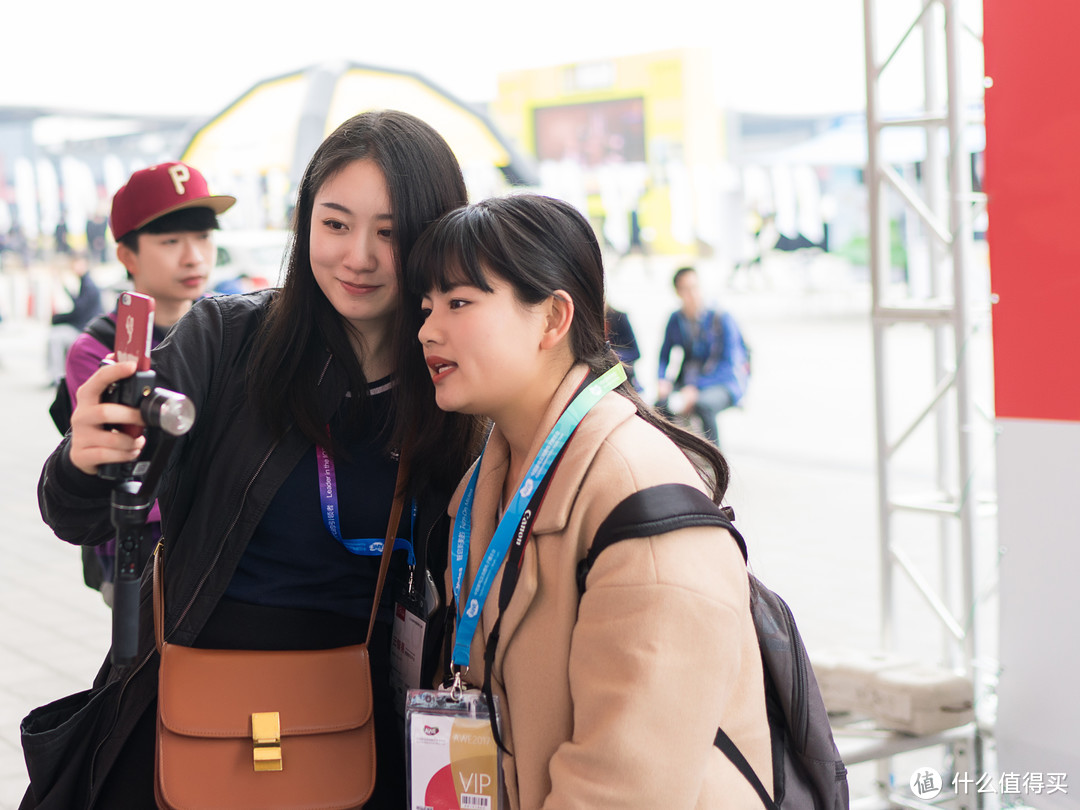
[85,313,117,347]
[577,483,775,810]
[709,310,726,364]
[576,483,745,595]
[714,727,779,810]
[48,315,119,436]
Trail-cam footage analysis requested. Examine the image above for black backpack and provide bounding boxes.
[48,314,116,436]
[576,483,849,810]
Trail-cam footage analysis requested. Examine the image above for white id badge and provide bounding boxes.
[390,599,427,715]
[406,688,504,810]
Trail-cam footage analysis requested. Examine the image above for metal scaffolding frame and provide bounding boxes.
[855,0,992,806]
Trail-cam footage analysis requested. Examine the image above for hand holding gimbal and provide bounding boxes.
[97,293,195,667]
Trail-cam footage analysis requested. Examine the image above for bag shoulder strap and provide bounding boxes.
[576,482,745,595]
[154,543,165,651]
[576,483,775,810]
[715,727,779,810]
[366,459,409,646]
[154,458,409,653]
[85,313,116,347]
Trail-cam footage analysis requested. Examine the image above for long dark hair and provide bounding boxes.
[405,193,730,501]
[248,110,483,492]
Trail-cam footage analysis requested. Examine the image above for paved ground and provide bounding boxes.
[0,314,113,809]
[0,251,1001,808]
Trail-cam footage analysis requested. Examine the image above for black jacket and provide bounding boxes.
[36,290,456,801]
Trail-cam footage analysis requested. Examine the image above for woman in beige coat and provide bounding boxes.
[409,194,772,809]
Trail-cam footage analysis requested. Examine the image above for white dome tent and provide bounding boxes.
[181,61,537,231]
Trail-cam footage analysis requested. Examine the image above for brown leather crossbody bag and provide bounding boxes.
[153,464,407,810]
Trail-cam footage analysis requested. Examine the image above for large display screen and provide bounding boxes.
[533,98,646,166]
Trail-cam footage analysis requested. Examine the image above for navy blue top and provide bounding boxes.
[224,378,410,622]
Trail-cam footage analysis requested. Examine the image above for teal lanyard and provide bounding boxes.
[449,364,626,669]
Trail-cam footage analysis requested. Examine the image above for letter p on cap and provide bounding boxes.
[168,164,191,195]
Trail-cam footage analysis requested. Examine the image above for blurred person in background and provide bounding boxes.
[58,161,234,605]
[53,218,71,255]
[5,221,32,268]
[605,303,642,390]
[656,265,750,447]
[86,210,109,264]
[47,252,103,385]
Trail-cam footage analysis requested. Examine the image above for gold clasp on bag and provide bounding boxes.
[252,712,282,772]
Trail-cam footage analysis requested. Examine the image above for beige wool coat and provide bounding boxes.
[447,366,773,810]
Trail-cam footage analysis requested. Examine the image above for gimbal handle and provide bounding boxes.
[108,426,185,667]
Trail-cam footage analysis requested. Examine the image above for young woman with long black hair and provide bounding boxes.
[31,110,483,809]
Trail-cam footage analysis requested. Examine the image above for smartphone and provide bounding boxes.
[111,292,155,438]
[114,292,155,371]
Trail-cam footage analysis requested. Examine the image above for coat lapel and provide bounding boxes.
[455,365,637,680]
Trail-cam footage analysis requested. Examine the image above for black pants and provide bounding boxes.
[94,599,405,808]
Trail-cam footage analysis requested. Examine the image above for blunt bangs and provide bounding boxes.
[408,205,498,296]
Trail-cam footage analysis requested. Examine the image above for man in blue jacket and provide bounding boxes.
[656,266,750,446]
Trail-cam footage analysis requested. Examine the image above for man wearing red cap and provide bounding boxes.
[62,161,235,603]
[109,161,236,326]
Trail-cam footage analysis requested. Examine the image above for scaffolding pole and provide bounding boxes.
[861,0,990,806]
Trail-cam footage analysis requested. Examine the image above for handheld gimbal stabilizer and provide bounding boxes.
[98,366,195,667]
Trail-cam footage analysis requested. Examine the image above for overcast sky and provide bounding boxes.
[3,0,984,120]
[2,0,861,118]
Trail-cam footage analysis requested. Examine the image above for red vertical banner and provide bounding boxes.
[984,0,1080,422]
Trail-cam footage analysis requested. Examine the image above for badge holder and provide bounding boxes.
[390,565,435,714]
[406,686,504,810]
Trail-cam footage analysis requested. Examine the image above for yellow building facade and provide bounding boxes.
[492,48,725,255]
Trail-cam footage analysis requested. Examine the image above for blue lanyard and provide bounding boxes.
[316,442,416,566]
[449,364,626,669]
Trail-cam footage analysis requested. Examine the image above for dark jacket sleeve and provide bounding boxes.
[37,443,116,545]
[37,294,243,546]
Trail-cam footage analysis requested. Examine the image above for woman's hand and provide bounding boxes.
[69,360,147,475]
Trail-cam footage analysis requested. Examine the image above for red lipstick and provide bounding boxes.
[425,355,456,383]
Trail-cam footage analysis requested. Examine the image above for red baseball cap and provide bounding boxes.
[109,161,236,241]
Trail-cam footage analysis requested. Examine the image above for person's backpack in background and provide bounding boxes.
[47,314,117,594]
[48,315,116,436]
[710,309,752,386]
[577,483,849,810]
